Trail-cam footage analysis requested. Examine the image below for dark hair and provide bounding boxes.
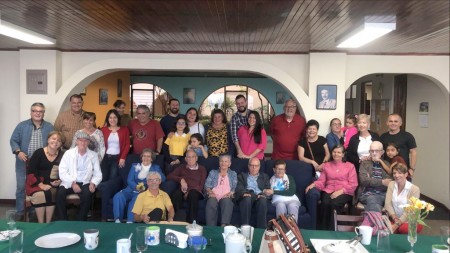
[392,162,408,174]
[386,142,400,152]
[247,111,263,144]
[69,94,83,102]
[171,116,189,134]
[329,118,341,127]
[306,119,319,129]
[189,133,204,145]
[211,109,227,124]
[274,159,286,168]
[83,111,96,121]
[104,109,121,127]
[331,145,346,162]
[345,114,357,125]
[185,107,199,122]
[113,100,126,108]
[168,98,180,105]
[235,94,246,101]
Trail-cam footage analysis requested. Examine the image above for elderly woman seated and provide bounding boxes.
[384,163,422,234]
[204,154,237,226]
[113,148,165,223]
[306,145,358,230]
[270,160,301,222]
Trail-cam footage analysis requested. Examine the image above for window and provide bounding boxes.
[131,83,171,119]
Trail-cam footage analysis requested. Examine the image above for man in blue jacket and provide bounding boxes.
[10,102,54,220]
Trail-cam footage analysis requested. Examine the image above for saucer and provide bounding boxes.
[35,233,81,248]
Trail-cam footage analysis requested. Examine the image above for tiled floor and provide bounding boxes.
[1,202,448,236]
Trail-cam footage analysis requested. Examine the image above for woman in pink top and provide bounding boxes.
[305,145,357,230]
[237,111,267,159]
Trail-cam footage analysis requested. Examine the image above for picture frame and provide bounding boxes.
[99,89,108,105]
[316,84,337,110]
[276,91,286,104]
[183,88,195,104]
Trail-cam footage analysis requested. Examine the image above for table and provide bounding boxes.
[0,220,442,252]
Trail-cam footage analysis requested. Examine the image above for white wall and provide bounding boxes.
[406,75,449,207]
[2,50,449,208]
[0,51,20,199]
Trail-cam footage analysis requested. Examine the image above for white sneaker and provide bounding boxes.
[115,219,121,223]
[126,221,133,224]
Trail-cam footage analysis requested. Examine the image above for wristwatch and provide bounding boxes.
[14,150,21,155]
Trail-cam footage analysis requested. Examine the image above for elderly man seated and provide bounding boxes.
[356,141,393,212]
[56,131,102,221]
[132,172,175,223]
[235,158,272,228]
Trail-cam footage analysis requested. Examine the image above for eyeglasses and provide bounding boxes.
[275,168,286,171]
[285,106,297,109]
[249,164,259,167]
[369,149,383,153]
[31,110,45,114]
[177,122,186,125]
[147,178,160,182]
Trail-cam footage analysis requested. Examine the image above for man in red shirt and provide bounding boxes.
[128,105,164,155]
[270,99,306,160]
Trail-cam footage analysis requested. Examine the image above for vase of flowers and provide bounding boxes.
[401,196,435,253]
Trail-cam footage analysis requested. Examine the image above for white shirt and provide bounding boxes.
[357,135,373,159]
[392,181,412,217]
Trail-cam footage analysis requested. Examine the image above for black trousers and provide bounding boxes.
[55,183,93,221]
[239,194,268,229]
[171,189,204,223]
[319,191,353,230]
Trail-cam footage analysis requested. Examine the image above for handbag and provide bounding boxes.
[258,230,286,253]
[361,211,388,235]
[268,214,310,253]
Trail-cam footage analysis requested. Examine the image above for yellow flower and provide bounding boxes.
[426,203,435,212]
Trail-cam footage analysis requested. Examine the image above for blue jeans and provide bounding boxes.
[113,188,139,222]
[15,160,26,215]
[359,192,386,212]
[100,155,119,182]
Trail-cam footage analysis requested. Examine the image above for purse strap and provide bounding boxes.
[306,141,315,161]
[270,215,309,253]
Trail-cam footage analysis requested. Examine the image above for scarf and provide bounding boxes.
[136,163,151,180]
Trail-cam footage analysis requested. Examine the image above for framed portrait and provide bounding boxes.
[183,88,195,104]
[276,91,286,104]
[99,89,108,105]
[316,84,337,110]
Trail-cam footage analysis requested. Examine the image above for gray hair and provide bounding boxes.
[136,105,150,114]
[284,98,296,107]
[141,148,156,160]
[30,102,45,111]
[219,154,232,162]
[147,171,161,180]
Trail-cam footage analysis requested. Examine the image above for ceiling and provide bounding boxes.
[0,0,448,54]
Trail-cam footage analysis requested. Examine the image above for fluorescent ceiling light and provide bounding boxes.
[336,19,396,48]
[0,20,55,44]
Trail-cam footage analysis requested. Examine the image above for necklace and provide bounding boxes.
[46,147,58,157]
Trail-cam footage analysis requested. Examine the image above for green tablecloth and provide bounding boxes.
[0,220,442,252]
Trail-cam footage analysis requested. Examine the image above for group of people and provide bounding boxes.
[10,93,419,234]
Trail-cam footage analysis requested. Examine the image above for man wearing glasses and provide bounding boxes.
[235,158,272,228]
[133,172,175,223]
[10,102,54,220]
[270,99,306,160]
[356,141,393,212]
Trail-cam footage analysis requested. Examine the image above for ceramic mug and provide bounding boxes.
[84,229,99,250]
[355,226,373,245]
[240,225,254,243]
[116,238,131,253]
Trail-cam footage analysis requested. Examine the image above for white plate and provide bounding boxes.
[35,233,81,248]
[0,230,10,242]
[310,239,369,253]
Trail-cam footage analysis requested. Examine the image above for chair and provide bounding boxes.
[24,193,80,222]
[333,210,364,232]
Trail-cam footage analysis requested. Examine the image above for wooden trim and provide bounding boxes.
[0,199,16,205]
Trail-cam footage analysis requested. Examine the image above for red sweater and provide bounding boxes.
[101,126,130,161]
[167,164,207,193]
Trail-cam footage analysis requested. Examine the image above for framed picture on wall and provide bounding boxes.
[183,88,195,104]
[316,84,337,110]
[99,89,108,105]
[276,91,286,104]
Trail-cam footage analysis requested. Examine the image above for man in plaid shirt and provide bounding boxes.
[230,94,251,158]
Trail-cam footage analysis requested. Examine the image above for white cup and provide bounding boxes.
[84,229,99,250]
[240,225,254,243]
[355,225,373,245]
[116,238,131,253]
